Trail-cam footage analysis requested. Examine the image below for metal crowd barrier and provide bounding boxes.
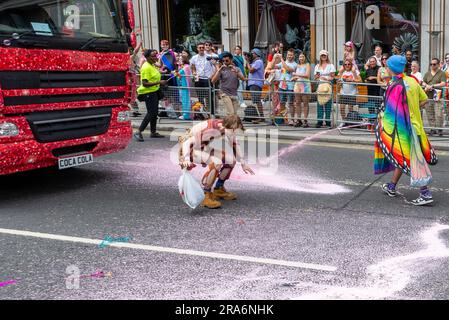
[158,85,213,122]
[335,81,384,132]
[422,86,449,137]
[132,75,449,136]
[335,81,449,136]
[214,79,337,129]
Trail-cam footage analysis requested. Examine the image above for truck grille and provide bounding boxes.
[26,107,112,143]
[4,92,124,106]
[0,71,126,107]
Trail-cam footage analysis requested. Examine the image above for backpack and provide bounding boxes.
[345,111,362,122]
[243,106,260,122]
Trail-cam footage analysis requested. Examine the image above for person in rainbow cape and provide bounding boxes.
[374,55,438,206]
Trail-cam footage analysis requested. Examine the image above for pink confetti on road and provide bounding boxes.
[0,280,17,287]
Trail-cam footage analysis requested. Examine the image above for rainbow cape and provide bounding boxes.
[374,76,438,187]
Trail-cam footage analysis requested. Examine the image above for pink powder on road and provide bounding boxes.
[231,166,350,195]
[101,125,369,194]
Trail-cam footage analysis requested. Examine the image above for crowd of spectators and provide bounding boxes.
[131,38,449,135]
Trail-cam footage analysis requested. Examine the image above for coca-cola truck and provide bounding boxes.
[0,0,137,175]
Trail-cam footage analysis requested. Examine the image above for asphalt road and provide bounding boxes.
[1,136,449,300]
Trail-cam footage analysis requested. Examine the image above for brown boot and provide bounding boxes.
[202,192,222,209]
[213,187,237,201]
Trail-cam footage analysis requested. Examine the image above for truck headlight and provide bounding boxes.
[117,111,131,123]
[0,122,19,137]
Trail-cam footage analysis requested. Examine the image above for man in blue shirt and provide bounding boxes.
[247,48,265,123]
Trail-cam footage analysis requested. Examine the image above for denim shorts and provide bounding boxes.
[279,89,294,104]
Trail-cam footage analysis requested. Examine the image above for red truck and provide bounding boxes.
[0,0,136,175]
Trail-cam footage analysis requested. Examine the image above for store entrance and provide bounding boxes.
[251,0,314,59]
[157,0,221,53]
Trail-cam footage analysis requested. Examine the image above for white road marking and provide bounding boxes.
[0,228,337,272]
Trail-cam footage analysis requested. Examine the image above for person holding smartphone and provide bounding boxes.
[134,49,167,141]
[211,52,246,116]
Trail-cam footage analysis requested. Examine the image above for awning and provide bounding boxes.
[351,2,374,62]
[254,1,282,49]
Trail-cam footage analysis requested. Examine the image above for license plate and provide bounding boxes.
[58,154,93,170]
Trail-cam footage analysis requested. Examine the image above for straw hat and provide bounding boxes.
[316,82,333,105]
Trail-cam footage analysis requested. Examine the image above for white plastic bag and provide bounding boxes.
[178,169,205,209]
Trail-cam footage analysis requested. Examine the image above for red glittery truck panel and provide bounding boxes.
[0,47,130,71]
[0,47,133,175]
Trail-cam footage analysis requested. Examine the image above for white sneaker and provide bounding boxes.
[240,103,247,109]
[411,195,434,206]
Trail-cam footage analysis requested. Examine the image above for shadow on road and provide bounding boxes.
[0,167,117,203]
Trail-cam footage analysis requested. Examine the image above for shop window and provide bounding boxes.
[256,0,314,60]
[346,0,420,61]
[159,0,221,53]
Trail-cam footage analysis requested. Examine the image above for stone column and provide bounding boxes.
[133,0,159,50]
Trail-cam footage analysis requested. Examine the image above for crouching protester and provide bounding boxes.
[374,55,438,206]
[178,115,255,209]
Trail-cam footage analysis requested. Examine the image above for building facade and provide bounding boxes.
[134,0,449,69]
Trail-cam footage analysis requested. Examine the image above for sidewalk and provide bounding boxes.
[131,117,449,151]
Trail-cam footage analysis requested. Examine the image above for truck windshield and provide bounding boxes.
[0,0,127,52]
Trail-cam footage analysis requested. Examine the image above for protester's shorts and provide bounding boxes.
[294,81,311,94]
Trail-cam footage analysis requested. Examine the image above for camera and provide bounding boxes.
[243,52,253,63]
[206,54,220,62]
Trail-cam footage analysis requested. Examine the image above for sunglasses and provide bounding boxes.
[344,63,352,66]
[430,63,438,66]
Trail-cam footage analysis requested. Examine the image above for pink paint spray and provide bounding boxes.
[231,123,372,195]
[262,123,372,164]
